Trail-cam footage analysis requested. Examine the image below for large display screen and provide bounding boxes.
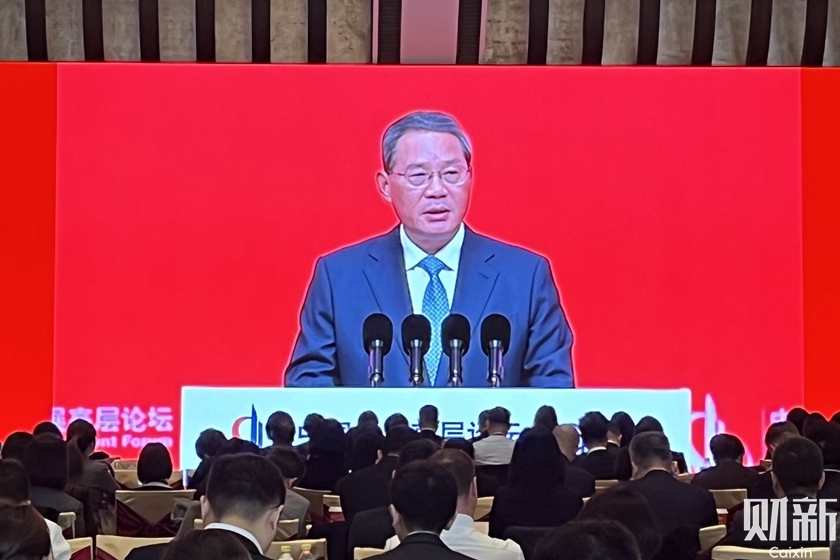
[51,66,803,465]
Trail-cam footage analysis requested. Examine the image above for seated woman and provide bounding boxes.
[23,435,86,538]
[137,443,174,490]
[0,504,52,560]
[66,419,118,498]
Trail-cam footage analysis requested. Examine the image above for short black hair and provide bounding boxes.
[478,410,490,429]
[196,429,228,460]
[390,462,457,534]
[579,411,610,444]
[348,431,384,472]
[710,434,745,463]
[23,435,69,490]
[302,413,324,435]
[266,411,295,446]
[206,454,285,520]
[818,423,840,467]
[629,432,672,471]
[0,504,51,560]
[487,407,511,426]
[765,421,799,449]
[137,443,173,484]
[33,423,62,438]
[633,416,664,435]
[786,407,809,434]
[358,411,379,426]
[534,520,641,560]
[66,419,96,451]
[419,405,439,428]
[803,413,831,443]
[578,486,661,560]
[0,432,33,462]
[266,447,306,480]
[442,438,475,459]
[0,460,30,504]
[534,406,559,431]
[161,528,252,560]
[309,419,346,457]
[383,425,421,456]
[772,437,824,496]
[430,449,474,497]
[397,440,439,468]
[384,413,410,435]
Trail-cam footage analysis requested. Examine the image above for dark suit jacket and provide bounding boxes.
[561,456,596,500]
[749,470,777,501]
[347,506,395,553]
[573,447,619,480]
[285,227,574,388]
[335,456,398,523]
[488,484,582,539]
[691,460,760,491]
[420,430,444,447]
[126,528,271,560]
[719,495,836,550]
[29,486,85,537]
[187,458,211,491]
[375,533,473,560]
[298,455,348,491]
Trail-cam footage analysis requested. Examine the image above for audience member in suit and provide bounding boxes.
[65,420,118,498]
[294,413,324,458]
[577,485,662,560]
[625,432,717,560]
[194,438,262,500]
[127,454,286,560]
[264,410,295,451]
[265,448,311,539]
[384,413,410,435]
[691,433,759,491]
[786,407,809,435]
[418,405,444,447]
[22,435,85,538]
[614,416,688,481]
[374,462,473,560]
[33,422,63,438]
[0,432,33,461]
[749,421,800,501]
[336,426,420,523]
[534,520,642,560]
[384,449,525,560]
[721,437,837,550]
[553,424,596,500]
[611,411,635,449]
[533,406,558,432]
[801,419,840,502]
[442,438,501,497]
[188,428,227,491]
[346,429,385,473]
[347,411,383,442]
[297,419,348,491]
[160,528,253,560]
[0,503,52,560]
[573,412,619,480]
[474,407,516,466]
[469,410,491,444]
[136,443,174,490]
[832,411,840,426]
[347,440,439,554]
[489,427,583,539]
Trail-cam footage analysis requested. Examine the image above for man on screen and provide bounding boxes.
[285,111,574,388]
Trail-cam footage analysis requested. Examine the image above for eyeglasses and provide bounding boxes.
[390,164,471,189]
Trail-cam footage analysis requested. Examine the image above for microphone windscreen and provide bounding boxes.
[442,313,471,356]
[363,313,393,355]
[401,314,432,355]
[480,313,511,355]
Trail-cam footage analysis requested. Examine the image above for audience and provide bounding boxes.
[552,424,596,500]
[749,420,800,500]
[265,447,311,538]
[347,411,382,441]
[346,430,384,473]
[489,427,582,539]
[0,432,33,461]
[534,520,641,560]
[418,405,443,446]
[614,416,687,480]
[22,435,85,537]
[188,428,227,491]
[606,421,622,449]
[66,419,118,497]
[442,438,498,497]
[577,485,662,560]
[815,422,840,501]
[610,411,635,448]
[574,411,618,480]
[136,443,174,490]
[384,414,410,435]
[533,406,558,432]
[0,504,52,560]
[297,419,347,491]
[690,433,759,490]
[295,413,324,457]
[193,438,262,500]
[469,410,491,443]
[265,411,295,449]
[786,407,809,434]
[33,422,62,438]
[160,529,253,560]
[473,407,515,466]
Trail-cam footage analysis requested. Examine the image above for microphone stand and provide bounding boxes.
[409,340,425,387]
[487,340,504,388]
[448,340,464,387]
[368,340,384,387]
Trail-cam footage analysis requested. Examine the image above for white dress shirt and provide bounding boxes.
[205,522,263,554]
[474,434,516,466]
[45,519,71,560]
[400,224,465,314]
[384,513,524,560]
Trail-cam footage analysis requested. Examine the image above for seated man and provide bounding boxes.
[127,454,285,560]
[554,424,596,500]
[377,462,472,560]
[265,447,311,538]
[691,433,759,490]
[534,519,641,560]
[473,408,515,466]
[384,450,524,560]
[749,421,800,500]
[573,412,619,480]
[419,405,444,447]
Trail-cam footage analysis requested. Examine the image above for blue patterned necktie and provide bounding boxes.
[418,255,450,386]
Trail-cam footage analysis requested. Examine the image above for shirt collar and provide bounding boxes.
[142,481,172,489]
[400,223,465,272]
[587,446,607,454]
[204,523,263,554]
[450,513,475,530]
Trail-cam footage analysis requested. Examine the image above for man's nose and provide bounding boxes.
[423,175,448,196]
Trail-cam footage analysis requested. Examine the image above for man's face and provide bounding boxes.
[377,131,471,245]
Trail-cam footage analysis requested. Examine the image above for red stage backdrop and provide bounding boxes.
[47,66,803,465]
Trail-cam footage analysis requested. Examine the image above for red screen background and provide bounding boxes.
[51,66,803,465]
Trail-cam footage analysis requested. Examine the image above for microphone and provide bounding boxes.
[442,314,471,387]
[480,314,511,387]
[363,313,393,387]
[401,314,431,387]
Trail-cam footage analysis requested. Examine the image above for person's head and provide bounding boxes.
[509,427,566,491]
[302,413,324,436]
[66,419,97,455]
[771,437,825,498]
[265,447,306,488]
[534,406,559,431]
[578,486,662,560]
[377,112,473,254]
[419,405,439,431]
[786,407,809,434]
[819,423,840,468]
[203,454,285,552]
[384,413,410,435]
[23,434,69,490]
[633,416,664,436]
[348,431,384,472]
[486,407,511,435]
[397,440,440,468]
[709,434,746,465]
[579,412,610,449]
[265,411,295,447]
[765,421,800,458]
[381,425,421,459]
[389,461,458,539]
[802,412,831,443]
[831,412,840,426]
[195,429,227,461]
[308,419,345,457]
[358,411,379,427]
[629,432,672,479]
[606,422,622,446]
[0,460,30,505]
[0,432,33,462]
[477,410,490,434]
[553,424,581,462]
[32,422,61,438]
[216,438,261,457]
[137,443,173,485]
[0,504,51,560]
[442,438,475,460]
[610,412,635,448]
[161,528,252,560]
[429,449,476,515]
[534,520,641,560]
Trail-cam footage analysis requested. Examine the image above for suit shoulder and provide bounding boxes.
[320,231,394,264]
[471,231,547,264]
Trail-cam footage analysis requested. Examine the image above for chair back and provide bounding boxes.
[474,521,489,535]
[353,548,384,559]
[594,479,619,493]
[711,546,830,559]
[474,496,493,521]
[167,471,184,488]
[58,511,77,538]
[95,536,172,560]
[67,537,93,560]
[114,470,140,489]
[194,518,301,541]
[112,460,138,470]
[265,538,328,560]
[698,524,727,551]
[115,490,195,537]
[709,488,748,510]
[677,472,695,483]
[295,488,329,522]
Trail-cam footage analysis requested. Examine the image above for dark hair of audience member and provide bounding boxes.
[819,423,840,468]
[442,438,475,460]
[161,528,252,560]
[831,412,840,426]
[577,486,662,560]
[802,412,830,442]
[508,427,566,492]
[477,410,491,431]
[786,407,809,434]
[308,419,346,458]
[137,443,174,485]
[196,429,227,460]
[0,432,33,462]
[633,416,664,436]
[382,425,421,457]
[390,462,458,534]
[384,413,410,435]
[534,406,559,431]
[302,413,324,435]
[0,460,30,505]
[487,407,511,427]
[0,504,51,560]
[709,434,745,464]
[66,419,96,451]
[265,411,295,447]
[765,421,799,452]
[610,412,635,448]
[206,454,285,520]
[629,432,672,473]
[429,449,475,497]
[534,519,641,560]
[216,438,261,457]
[772,437,824,496]
[419,405,439,428]
[397,440,440,468]
[358,411,379,427]
[23,434,69,490]
[347,431,384,472]
[578,411,610,446]
[266,447,306,482]
[32,422,62,438]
